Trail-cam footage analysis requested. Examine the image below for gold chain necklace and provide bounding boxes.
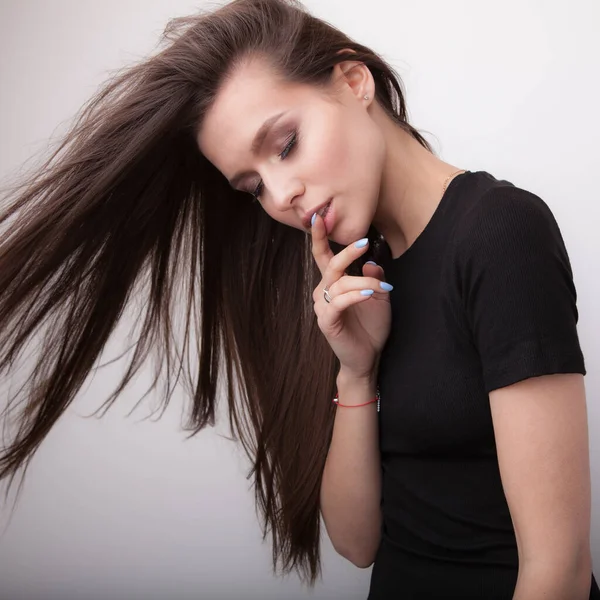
[442,169,467,194]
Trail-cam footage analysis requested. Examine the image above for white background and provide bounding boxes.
[0,1,599,598]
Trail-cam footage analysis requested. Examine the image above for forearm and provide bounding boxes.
[513,558,592,600]
[320,370,382,568]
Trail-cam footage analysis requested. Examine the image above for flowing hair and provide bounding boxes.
[0,0,430,585]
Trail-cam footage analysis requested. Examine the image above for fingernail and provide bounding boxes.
[361,289,375,296]
[366,261,377,266]
[380,282,394,292]
[311,213,317,227]
[355,238,369,248]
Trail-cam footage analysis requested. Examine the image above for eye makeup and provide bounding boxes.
[250,129,299,201]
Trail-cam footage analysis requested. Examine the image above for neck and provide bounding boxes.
[372,123,462,259]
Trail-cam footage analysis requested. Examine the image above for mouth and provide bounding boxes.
[318,201,332,220]
[304,199,332,230]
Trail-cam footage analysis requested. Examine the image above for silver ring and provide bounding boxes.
[323,286,333,304]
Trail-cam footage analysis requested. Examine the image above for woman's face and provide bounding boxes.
[197,58,385,246]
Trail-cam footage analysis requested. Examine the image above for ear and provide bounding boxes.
[332,57,375,106]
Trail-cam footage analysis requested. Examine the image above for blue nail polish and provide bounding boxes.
[380,282,394,292]
[365,261,377,266]
[311,213,317,227]
[355,238,369,248]
[361,289,375,296]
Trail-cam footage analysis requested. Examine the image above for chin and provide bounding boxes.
[329,222,372,247]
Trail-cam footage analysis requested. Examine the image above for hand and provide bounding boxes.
[311,213,392,380]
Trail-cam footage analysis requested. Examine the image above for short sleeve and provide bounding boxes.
[455,185,586,393]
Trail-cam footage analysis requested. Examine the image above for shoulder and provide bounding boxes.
[447,177,584,391]
[452,179,569,266]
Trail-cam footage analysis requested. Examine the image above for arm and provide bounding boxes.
[320,370,382,567]
[489,373,593,600]
[454,186,593,595]
[308,211,390,569]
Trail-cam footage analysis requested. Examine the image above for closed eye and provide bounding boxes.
[251,130,298,202]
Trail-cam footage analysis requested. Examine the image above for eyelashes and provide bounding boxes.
[251,130,298,202]
[280,130,297,160]
[251,182,263,202]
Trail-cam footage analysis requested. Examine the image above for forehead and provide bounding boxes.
[197,59,318,173]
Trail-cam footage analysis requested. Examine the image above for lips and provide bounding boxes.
[305,199,333,229]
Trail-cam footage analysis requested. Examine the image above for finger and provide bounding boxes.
[310,213,334,276]
[323,237,371,285]
[362,261,386,281]
[317,289,378,325]
[329,275,393,297]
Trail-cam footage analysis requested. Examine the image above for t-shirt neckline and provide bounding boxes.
[389,170,470,263]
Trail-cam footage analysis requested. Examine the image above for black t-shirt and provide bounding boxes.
[367,171,598,599]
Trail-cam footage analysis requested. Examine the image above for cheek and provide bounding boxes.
[309,115,351,179]
[308,110,376,190]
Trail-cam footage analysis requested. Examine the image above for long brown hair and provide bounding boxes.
[0,0,430,585]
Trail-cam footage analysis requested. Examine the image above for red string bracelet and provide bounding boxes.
[333,387,381,412]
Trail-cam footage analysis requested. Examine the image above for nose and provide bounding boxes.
[263,168,304,211]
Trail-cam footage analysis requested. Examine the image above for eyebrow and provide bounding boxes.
[228,111,288,190]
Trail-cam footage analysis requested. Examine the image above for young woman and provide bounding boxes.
[0,0,597,598]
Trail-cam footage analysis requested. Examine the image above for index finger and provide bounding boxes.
[310,213,334,276]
